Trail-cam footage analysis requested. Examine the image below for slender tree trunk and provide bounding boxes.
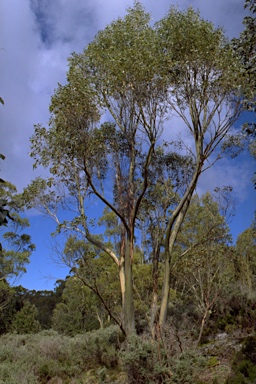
[150,244,160,338]
[159,155,202,327]
[97,313,104,329]
[197,308,209,347]
[124,235,135,336]
[159,190,195,327]
[119,226,126,308]
[159,247,171,328]
[119,259,125,309]
[150,292,158,339]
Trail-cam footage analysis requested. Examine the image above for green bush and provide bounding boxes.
[120,336,206,384]
[226,336,256,384]
[121,335,172,384]
[11,301,41,334]
[0,327,121,383]
[171,350,206,384]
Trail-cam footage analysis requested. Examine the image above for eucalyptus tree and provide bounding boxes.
[156,7,244,325]
[26,4,168,336]
[25,4,245,336]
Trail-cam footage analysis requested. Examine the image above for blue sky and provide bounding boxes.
[0,0,255,291]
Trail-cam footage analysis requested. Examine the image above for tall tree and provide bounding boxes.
[24,4,245,336]
[156,7,244,326]
[25,3,167,336]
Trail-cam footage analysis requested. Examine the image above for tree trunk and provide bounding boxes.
[150,243,160,339]
[124,236,135,336]
[119,227,126,308]
[159,158,202,327]
[197,308,209,346]
[159,191,194,326]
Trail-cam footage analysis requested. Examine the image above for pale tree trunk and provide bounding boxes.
[158,142,203,327]
[150,244,160,339]
[197,308,209,346]
[97,313,104,329]
[159,167,201,327]
[159,197,193,326]
[150,291,158,339]
[119,258,125,309]
[124,235,135,336]
[119,226,126,308]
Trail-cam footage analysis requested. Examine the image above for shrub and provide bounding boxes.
[225,336,256,384]
[121,335,172,384]
[171,350,206,384]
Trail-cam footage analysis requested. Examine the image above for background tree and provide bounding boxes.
[234,226,256,297]
[66,237,124,329]
[0,154,13,227]
[233,0,256,125]
[52,276,102,335]
[0,156,35,313]
[233,0,256,188]
[11,301,41,334]
[173,194,234,345]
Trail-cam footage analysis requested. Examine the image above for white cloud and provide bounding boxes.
[197,156,254,201]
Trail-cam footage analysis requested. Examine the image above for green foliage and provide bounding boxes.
[171,351,206,384]
[226,336,256,384]
[233,0,256,107]
[52,276,101,335]
[11,301,41,334]
[0,157,34,321]
[0,282,16,334]
[171,193,234,343]
[0,326,121,383]
[233,0,256,171]
[0,158,34,281]
[22,288,61,330]
[121,335,206,384]
[235,227,256,295]
[121,335,172,384]
[0,167,12,227]
[1,213,35,281]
